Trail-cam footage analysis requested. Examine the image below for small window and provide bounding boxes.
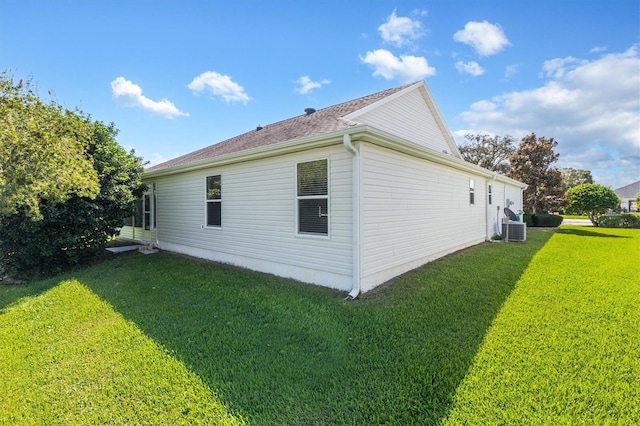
[297,159,328,235]
[469,179,475,205]
[206,175,221,227]
[488,184,492,205]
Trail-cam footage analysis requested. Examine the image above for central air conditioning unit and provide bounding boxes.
[502,221,527,241]
[502,207,527,242]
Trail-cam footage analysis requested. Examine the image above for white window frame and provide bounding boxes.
[469,178,475,205]
[488,183,492,205]
[205,174,222,229]
[295,158,330,238]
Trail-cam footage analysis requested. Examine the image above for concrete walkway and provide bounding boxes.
[561,219,592,226]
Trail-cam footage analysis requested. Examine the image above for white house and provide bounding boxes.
[120,81,526,297]
[614,181,639,212]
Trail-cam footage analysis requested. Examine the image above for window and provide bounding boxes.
[297,159,328,235]
[206,175,222,227]
[488,183,492,205]
[124,198,143,227]
[124,184,155,229]
[143,193,152,230]
[469,179,475,205]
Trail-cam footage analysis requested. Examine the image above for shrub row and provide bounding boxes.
[523,211,563,227]
[598,214,640,228]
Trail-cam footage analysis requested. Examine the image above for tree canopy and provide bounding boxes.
[561,167,594,191]
[565,183,620,226]
[0,72,146,276]
[459,133,516,175]
[0,72,99,219]
[508,133,564,214]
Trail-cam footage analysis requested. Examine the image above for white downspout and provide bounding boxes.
[343,133,361,300]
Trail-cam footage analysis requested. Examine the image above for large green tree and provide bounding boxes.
[508,133,564,214]
[561,167,594,191]
[0,73,146,276]
[459,133,516,175]
[0,72,99,219]
[565,183,620,226]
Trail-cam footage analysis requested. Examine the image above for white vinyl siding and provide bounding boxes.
[352,88,452,154]
[153,146,353,291]
[359,143,486,292]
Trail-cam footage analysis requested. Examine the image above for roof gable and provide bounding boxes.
[344,82,461,157]
[614,180,640,198]
[147,81,452,173]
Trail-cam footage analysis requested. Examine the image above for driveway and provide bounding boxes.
[562,219,592,226]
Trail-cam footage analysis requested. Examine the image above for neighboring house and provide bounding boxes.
[120,81,526,297]
[614,181,640,212]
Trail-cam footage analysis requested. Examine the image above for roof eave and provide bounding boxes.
[144,124,527,190]
[144,126,369,179]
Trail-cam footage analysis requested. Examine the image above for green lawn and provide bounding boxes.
[1,227,637,424]
[444,226,640,424]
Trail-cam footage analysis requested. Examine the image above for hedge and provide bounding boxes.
[532,213,564,227]
[598,213,640,228]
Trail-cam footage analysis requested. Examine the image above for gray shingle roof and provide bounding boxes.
[614,180,640,199]
[146,82,416,172]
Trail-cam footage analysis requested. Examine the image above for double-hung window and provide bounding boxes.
[297,159,328,236]
[488,183,492,205]
[206,175,222,227]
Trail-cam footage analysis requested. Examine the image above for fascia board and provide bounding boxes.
[144,123,526,190]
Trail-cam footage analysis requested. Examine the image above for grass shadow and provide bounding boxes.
[3,231,553,424]
[556,227,630,238]
[0,277,60,311]
[0,252,137,312]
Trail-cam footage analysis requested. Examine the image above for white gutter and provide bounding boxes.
[343,133,361,300]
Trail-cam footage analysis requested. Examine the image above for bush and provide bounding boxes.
[532,213,563,227]
[523,210,534,227]
[598,214,640,229]
[0,122,146,278]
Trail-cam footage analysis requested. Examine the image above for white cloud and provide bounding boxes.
[541,56,586,79]
[505,64,520,78]
[455,61,485,76]
[295,75,330,95]
[188,71,250,103]
[453,21,510,56]
[361,49,436,82]
[110,77,189,119]
[457,46,640,188]
[378,9,425,48]
[590,46,607,54]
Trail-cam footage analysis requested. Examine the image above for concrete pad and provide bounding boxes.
[106,245,142,253]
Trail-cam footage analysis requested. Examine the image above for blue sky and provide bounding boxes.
[1,0,638,189]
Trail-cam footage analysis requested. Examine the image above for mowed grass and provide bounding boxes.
[444,226,640,424]
[1,227,637,424]
[0,279,242,425]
